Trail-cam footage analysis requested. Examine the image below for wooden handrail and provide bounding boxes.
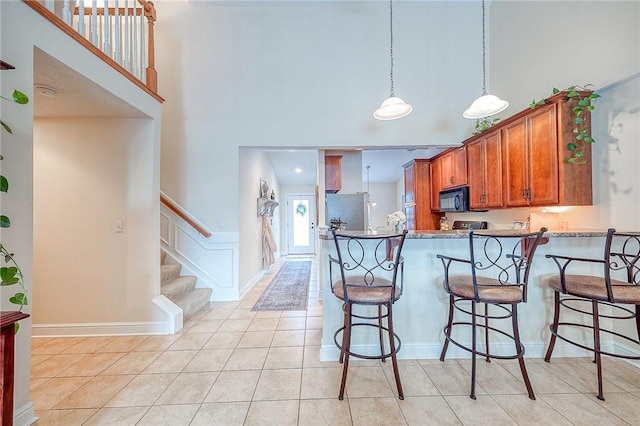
[160,194,212,238]
[23,0,163,102]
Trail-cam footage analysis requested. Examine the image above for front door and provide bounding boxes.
[286,194,316,255]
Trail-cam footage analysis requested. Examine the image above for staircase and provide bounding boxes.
[161,250,212,321]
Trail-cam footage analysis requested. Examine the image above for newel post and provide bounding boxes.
[143,0,157,92]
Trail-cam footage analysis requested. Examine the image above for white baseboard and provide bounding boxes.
[32,321,172,337]
[239,269,266,300]
[13,401,36,426]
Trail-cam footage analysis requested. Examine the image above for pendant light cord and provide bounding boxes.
[481,0,487,95]
[389,0,395,97]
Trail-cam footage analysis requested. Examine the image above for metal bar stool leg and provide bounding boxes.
[339,304,348,364]
[387,303,404,399]
[338,303,353,400]
[544,291,561,362]
[484,302,491,363]
[512,304,535,400]
[378,305,386,363]
[635,305,640,342]
[592,300,605,401]
[440,294,455,362]
[470,300,477,400]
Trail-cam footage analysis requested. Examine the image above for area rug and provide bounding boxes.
[251,261,311,311]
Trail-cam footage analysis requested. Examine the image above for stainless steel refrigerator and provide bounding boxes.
[326,193,370,232]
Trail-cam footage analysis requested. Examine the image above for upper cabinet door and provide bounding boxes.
[403,162,416,204]
[430,158,442,211]
[528,104,559,206]
[467,131,503,210]
[325,155,342,193]
[502,117,530,207]
[440,147,467,190]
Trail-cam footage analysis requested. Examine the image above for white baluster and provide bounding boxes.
[77,0,86,37]
[132,2,139,78]
[62,0,72,25]
[114,0,121,64]
[44,0,54,13]
[124,0,130,71]
[140,6,146,83]
[104,0,112,56]
[91,1,98,46]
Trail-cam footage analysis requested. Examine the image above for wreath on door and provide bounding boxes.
[296,202,307,217]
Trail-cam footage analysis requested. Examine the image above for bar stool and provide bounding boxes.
[544,228,640,400]
[329,229,407,400]
[437,228,547,400]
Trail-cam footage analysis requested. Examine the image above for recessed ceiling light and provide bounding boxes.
[34,84,58,97]
[295,168,302,173]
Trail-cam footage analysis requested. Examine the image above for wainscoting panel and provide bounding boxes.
[161,203,239,301]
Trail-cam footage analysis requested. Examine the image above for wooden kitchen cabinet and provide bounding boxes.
[502,97,593,207]
[403,159,442,230]
[466,130,503,210]
[430,159,442,211]
[440,147,467,189]
[324,155,342,193]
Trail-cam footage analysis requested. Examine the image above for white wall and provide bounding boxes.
[154,0,483,234]
[368,182,400,230]
[238,148,280,293]
[33,118,157,325]
[1,3,161,423]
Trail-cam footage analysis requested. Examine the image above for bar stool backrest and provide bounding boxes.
[466,228,548,302]
[330,229,408,304]
[604,229,640,301]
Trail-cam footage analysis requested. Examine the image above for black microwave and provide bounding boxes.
[439,186,470,212]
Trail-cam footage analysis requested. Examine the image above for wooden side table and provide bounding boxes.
[1,312,29,426]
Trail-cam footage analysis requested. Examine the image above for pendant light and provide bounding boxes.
[463,0,508,119]
[374,0,412,120]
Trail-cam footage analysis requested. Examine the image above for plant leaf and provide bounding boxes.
[1,119,12,134]
[567,157,576,164]
[576,133,584,141]
[575,151,585,157]
[567,90,579,98]
[13,90,29,105]
[574,117,583,124]
[10,293,28,306]
[585,137,595,143]
[552,87,560,94]
[589,93,601,99]
[568,143,578,151]
[1,266,19,285]
[0,215,10,228]
[0,175,7,193]
[578,99,589,107]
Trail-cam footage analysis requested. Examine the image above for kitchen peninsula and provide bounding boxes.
[319,229,614,362]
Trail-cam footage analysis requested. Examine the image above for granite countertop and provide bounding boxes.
[319,229,608,240]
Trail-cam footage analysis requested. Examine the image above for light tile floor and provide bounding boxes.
[31,256,640,425]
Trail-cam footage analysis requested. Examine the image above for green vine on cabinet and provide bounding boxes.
[530,85,600,165]
[1,88,29,330]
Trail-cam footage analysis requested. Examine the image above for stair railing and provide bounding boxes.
[26,0,159,96]
[161,192,212,238]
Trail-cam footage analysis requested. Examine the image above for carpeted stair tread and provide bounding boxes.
[160,251,212,321]
[162,276,197,301]
[161,263,182,283]
[175,288,212,320]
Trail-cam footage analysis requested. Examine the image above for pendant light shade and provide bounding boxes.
[463,94,509,119]
[463,0,508,119]
[374,96,413,120]
[374,0,412,120]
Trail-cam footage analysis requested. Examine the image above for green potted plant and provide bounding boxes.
[530,85,600,164]
[1,88,29,330]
